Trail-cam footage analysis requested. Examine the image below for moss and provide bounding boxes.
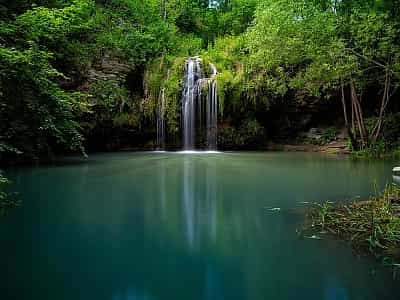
[164,57,185,133]
[200,36,249,114]
[215,70,233,115]
[143,55,185,134]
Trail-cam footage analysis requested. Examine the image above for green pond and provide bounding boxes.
[1,152,400,300]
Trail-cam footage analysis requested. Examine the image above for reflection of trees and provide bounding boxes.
[0,174,20,215]
[112,288,154,300]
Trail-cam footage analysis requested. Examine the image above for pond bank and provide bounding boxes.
[267,141,350,155]
[306,184,400,264]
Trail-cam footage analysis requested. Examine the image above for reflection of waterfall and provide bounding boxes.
[181,157,218,250]
[159,158,167,220]
[206,160,217,243]
[183,157,196,249]
[181,57,218,150]
[156,88,166,150]
[112,288,153,300]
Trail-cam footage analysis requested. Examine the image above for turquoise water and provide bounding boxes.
[1,152,399,300]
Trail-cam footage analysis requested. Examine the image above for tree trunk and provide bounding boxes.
[341,83,356,148]
[350,80,367,147]
[371,68,391,143]
[351,92,355,136]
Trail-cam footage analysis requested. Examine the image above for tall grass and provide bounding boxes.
[307,184,400,264]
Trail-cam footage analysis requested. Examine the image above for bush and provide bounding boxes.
[320,127,337,145]
[219,118,265,149]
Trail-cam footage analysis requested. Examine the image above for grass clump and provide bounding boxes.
[307,184,400,264]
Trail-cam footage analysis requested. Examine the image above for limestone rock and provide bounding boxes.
[87,55,133,84]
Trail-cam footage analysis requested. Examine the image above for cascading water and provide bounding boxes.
[206,63,218,150]
[155,57,218,150]
[181,57,218,150]
[156,88,166,150]
[182,58,201,150]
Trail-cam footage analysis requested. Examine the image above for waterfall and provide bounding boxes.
[207,63,218,150]
[156,88,166,150]
[181,57,218,150]
[182,58,201,150]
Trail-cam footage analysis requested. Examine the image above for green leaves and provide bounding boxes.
[245,0,344,98]
[0,44,86,160]
[16,0,95,44]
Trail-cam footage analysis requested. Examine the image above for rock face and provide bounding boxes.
[304,128,324,142]
[87,55,133,85]
[59,55,134,92]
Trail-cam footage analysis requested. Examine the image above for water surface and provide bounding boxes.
[1,152,399,300]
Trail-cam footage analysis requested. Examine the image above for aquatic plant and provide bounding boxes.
[306,184,400,264]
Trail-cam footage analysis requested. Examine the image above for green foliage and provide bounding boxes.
[351,113,400,158]
[16,1,94,43]
[201,36,247,113]
[352,141,388,158]
[321,127,337,145]
[381,113,400,149]
[95,12,176,64]
[241,0,400,150]
[144,56,185,134]
[219,117,265,149]
[0,45,86,160]
[88,80,133,126]
[245,0,348,99]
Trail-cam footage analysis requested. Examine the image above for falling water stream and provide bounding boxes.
[156,88,166,150]
[205,63,218,150]
[181,58,201,150]
[157,57,218,150]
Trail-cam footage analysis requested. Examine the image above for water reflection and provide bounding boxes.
[112,289,153,300]
[158,158,167,221]
[205,263,223,300]
[180,156,218,250]
[182,157,196,249]
[206,159,217,244]
[2,152,400,300]
[323,278,349,300]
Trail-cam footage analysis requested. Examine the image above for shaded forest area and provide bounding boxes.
[1,0,400,163]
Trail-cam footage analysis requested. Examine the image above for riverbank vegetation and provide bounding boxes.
[307,184,400,264]
[1,0,400,162]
